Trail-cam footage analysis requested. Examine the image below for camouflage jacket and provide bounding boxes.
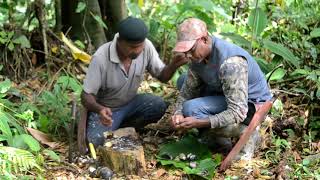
[174,56,248,128]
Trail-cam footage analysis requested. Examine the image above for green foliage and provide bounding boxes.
[0,146,41,174]
[248,8,268,37]
[36,75,81,135]
[265,136,290,163]
[157,135,221,179]
[76,2,86,13]
[263,40,300,69]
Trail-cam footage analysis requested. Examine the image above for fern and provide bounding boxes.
[0,146,41,174]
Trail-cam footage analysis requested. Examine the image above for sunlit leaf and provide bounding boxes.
[12,35,31,48]
[76,2,86,13]
[220,32,251,49]
[138,0,144,8]
[61,33,91,64]
[0,79,11,94]
[263,40,300,68]
[310,28,320,38]
[248,8,268,37]
[43,149,60,162]
[266,68,286,81]
[21,134,41,152]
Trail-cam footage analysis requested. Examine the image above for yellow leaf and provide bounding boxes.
[138,0,144,8]
[60,32,91,64]
[51,46,58,54]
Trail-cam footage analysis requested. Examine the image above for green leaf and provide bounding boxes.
[8,42,14,51]
[90,12,108,30]
[56,76,82,93]
[20,134,41,152]
[157,135,220,179]
[248,8,268,37]
[0,64,3,71]
[290,69,311,76]
[266,68,286,81]
[43,149,60,162]
[12,35,31,48]
[0,79,11,94]
[310,28,320,38]
[263,40,300,68]
[0,112,13,140]
[149,82,161,89]
[220,33,251,49]
[302,159,310,166]
[254,57,273,74]
[76,2,86,13]
[74,40,85,50]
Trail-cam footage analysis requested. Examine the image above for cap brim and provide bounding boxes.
[173,40,197,52]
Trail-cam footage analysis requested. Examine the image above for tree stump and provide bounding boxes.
[98,127,146,175]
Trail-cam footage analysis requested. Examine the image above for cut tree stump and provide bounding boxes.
[98,127,146,176]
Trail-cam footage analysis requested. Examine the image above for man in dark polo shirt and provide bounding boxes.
[170,18,272,160]
[82,17,188,146]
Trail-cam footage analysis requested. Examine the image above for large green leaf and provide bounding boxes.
[263,40,300,68]
[157,135,221,179]
[310,28,320,38]
[0,112,13,141]
[220,32,251,49]
[248,8,268,37]
[0,79,11,94]
[266,68,286,81]
[12,35,31,48]
[13,134,40,152]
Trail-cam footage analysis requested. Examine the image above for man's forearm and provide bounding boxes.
[81,91,105,113]
[158,63,179,83]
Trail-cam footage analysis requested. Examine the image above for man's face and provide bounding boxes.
[118,39,145,59]
[183,37,209,63]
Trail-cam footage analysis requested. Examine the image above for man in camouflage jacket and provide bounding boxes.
[171,18,272,160]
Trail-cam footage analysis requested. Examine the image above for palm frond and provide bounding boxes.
[0,146,41,174]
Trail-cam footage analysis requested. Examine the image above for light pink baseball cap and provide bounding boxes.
[173,18,208,52]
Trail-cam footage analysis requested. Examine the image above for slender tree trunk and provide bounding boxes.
[100,0,128,40]
[85,0,107,48]
[54,0,62,32]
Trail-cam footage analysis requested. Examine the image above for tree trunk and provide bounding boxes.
[100,0,128,40]
[54,0,62,32]
[85,0,107,48]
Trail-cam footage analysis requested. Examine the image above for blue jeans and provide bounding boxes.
[176,73,255,137]
[87,93,167,146]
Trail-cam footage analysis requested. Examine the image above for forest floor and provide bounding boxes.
[33,74,319,180]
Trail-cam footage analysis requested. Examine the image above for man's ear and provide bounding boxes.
[201,36,210,44]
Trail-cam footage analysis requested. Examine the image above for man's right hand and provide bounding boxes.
[99,107,113,126]
[171,114,184,129]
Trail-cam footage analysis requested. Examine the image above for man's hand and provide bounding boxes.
[171,114,184,129]
[171,52,189,68]
[99,107,113,126]
[177,117,199,129]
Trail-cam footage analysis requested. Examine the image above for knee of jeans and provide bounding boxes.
[153,96,167,115]
[182,100,208,118]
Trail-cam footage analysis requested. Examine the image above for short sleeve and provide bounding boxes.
[83,55,103,95]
